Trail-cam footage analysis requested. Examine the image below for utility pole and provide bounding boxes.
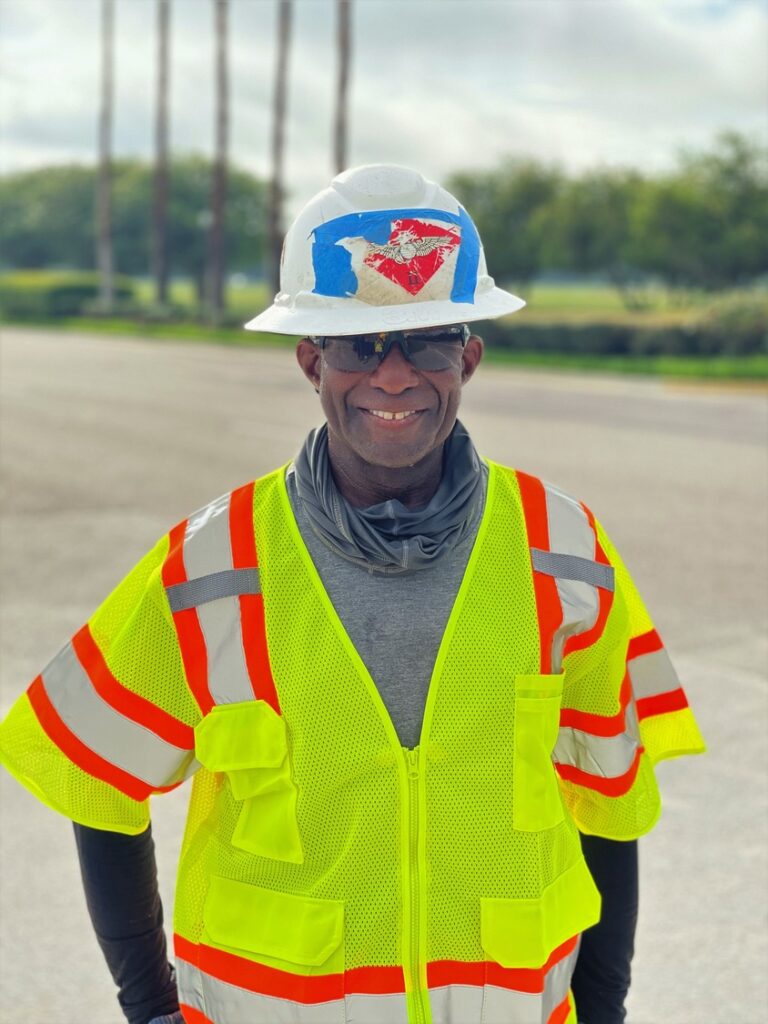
[152,0,171,308]
[269,0,292,298]
[208,0,229,323]
[97,0,115,312]
[334,0,352,174]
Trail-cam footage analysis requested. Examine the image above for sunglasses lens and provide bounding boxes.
[317,326,467,372]
[403,330,465,370]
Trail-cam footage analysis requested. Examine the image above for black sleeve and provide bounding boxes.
[571,834,639,1024]
[73,821,180,1024]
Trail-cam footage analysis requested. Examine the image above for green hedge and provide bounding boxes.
[481,294,768,358]
[0,271,135,318]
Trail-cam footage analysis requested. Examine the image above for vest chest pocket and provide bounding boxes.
[194,700,304,863]
[202,876,346,1016]
[479,858,601,1023]
[512,674,565,832]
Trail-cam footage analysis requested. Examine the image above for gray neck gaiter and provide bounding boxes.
[293,421,484,574]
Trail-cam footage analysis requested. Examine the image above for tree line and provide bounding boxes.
[0,133,765,306]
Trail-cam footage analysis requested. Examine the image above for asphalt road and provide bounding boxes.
[1,327,766,1024]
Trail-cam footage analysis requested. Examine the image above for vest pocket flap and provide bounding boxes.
[204,876,343,967]
[480,858,602,970]
[195,700,287,771]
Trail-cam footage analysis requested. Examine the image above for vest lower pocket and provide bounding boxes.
[202,876,346,1014]
[194,700,304,863]
[480,858,601,1023]
[512,674,566,832]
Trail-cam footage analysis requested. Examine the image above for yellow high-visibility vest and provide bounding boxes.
[0,461,705,1024]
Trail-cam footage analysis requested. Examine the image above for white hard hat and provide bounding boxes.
[245,164,525,336]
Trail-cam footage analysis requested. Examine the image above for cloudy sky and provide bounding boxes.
[1,0,766,213]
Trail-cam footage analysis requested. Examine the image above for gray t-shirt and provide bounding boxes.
[285,465,487,749]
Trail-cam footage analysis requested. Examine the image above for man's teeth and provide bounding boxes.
[369,410,418,421]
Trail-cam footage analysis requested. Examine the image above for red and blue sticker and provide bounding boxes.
[310,206,480,304]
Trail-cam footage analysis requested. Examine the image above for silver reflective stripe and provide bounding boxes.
[429,984,483,1023]
[175,957,206,1017]
[544,483,594,559]
[542,484,608,674]
[166,568,261,612]
[628,645,681,700]
[531,549,614,591]
[479,984,542,1023]
[192,968,344,1023]
[42,642,195,787]
[176,956,409,1024]
[541,938,580,1021]
[555,700,641,779]
[346,992,409,1023]
[183,492,233,578]
[177,491,258,706]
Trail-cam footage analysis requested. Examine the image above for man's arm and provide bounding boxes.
[73,822,181,1024]
[571,834,639,1024]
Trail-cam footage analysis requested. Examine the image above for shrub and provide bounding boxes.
[694,293,768,356]
[0,270,135,319]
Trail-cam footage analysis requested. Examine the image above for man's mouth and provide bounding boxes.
[366,409,422,421]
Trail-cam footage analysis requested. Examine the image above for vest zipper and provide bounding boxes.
[406,746,427,1024]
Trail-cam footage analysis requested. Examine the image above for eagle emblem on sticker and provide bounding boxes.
[363,218,460,296]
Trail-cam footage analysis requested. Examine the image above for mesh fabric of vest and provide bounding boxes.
[173,462,588,978]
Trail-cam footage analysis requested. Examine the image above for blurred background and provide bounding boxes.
[0,0,766,376]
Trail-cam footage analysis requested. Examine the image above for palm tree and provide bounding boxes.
[269,0,292,297]
[97,0,115,311]
[152,0,171,307]
[208,0,229,323]
[334,0,352,173]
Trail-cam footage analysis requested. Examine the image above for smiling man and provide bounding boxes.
[0,165,704,1024]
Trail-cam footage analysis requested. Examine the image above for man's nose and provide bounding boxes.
[368,340,420,391]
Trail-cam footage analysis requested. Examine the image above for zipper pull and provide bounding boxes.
[406,747,419,779]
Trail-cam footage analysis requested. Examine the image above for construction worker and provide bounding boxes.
[0,164,704,1024]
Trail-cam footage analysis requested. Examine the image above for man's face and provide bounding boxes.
[296,327,483,471]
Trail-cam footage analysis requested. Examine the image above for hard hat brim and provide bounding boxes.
[244,287,526,337]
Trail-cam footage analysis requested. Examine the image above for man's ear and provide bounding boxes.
[296,339,322,393]
[461,335,484,384]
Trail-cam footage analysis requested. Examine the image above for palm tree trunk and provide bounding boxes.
[208,0,229,323]
[152,0,171,307]
[334,0,352,174]
[269,0,292,298]
[97,0,114,312]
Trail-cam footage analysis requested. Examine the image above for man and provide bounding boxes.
[0,165,704,1024]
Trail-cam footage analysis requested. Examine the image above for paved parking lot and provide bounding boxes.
[1,328,766,1023]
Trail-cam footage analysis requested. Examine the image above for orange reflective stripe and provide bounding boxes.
[163,520,214,715]
[178,1006,213,1024]
[636,688,689,720]
[345,964,406,994]
[175,935,342,1002]
[175,934,405,1000]
[229,481,280,713]
[548,993,573,1024]
[560,671,632,738]
[556,745,643,796]
[627,627,663,660]
[427,935,578,992]
[27,675,180,802]
[71,624,194,749]
[562,501,613,659]
[516,470,563,674]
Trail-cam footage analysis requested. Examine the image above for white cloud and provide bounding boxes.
[0,0,765,213]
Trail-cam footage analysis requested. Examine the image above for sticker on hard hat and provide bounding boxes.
[363,219,460,296]
[310,207,480,305]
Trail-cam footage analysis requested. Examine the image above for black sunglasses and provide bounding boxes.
[310,324,470,372]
